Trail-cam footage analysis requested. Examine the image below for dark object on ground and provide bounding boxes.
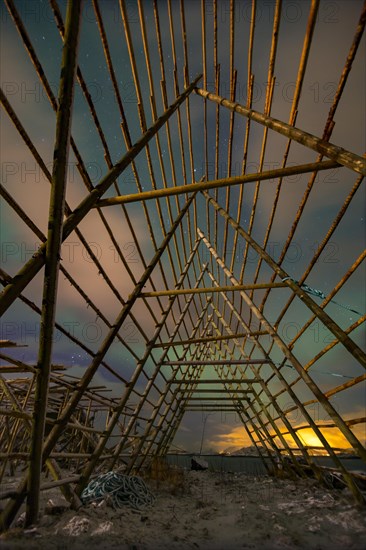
[191,457,209,471]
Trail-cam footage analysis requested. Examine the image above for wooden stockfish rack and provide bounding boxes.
[0,0,365,530]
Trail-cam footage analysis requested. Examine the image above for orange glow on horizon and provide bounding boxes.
[285,426,362,452]
[206,423,365,454]
[206,425,252,452]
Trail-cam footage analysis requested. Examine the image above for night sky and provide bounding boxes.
[1,0,365,453]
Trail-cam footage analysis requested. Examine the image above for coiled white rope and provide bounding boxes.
[81,472,155,510]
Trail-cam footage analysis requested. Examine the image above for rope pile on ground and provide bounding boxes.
[81,471,155,510]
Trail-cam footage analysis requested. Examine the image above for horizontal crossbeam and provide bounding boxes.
[177,389,251,394]
[185,397,251,401]
[162,360,270,366]
[152,332,268,348]
[95,160,341,207]
[140,282,287,297]
[169,379,261,384]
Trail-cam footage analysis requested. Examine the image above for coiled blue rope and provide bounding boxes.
[81,472,155,510]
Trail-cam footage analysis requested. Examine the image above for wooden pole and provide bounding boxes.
[26,0,82,527]
[123,312,214,470]
[95,160,339,207]
[180,389,251,394]
[137,352,211,464]
[206,328,301,476]
[0,195,197,532]
[201,232,366,503]
[185,397,250,401]
[0,75,202,317]
[139,282,287,297]
[195,89,366,175]
[169,379,260,384]
[0,377,81,527]
[75,240,205,484]
[162,360,271,366]
[201,196,366,370]
[152,331,268,348]
[103,269,211,473]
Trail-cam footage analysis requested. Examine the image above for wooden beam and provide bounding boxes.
[0,341,27,348]
[162,359,270,366]
[69,199,201,491]
[26,0,82,526]
[0,74,202,318]
[169,379,260,384]
[195,88,366,175]
[152,331,268,348]
[185,408,239,412]
[202,198,366,370]
[139,282,287,297]
[178,389,251,393]
[201,230,366,502]
[95,160,339,207]
[107,301,213,473]
[186,397,250,401]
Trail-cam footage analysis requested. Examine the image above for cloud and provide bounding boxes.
[205,424,252,452]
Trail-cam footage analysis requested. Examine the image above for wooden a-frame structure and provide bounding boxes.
[0,0,365,529]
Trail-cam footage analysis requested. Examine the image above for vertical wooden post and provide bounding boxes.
[25,0,82,526]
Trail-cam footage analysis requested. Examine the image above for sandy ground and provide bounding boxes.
[1,469,366,549]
